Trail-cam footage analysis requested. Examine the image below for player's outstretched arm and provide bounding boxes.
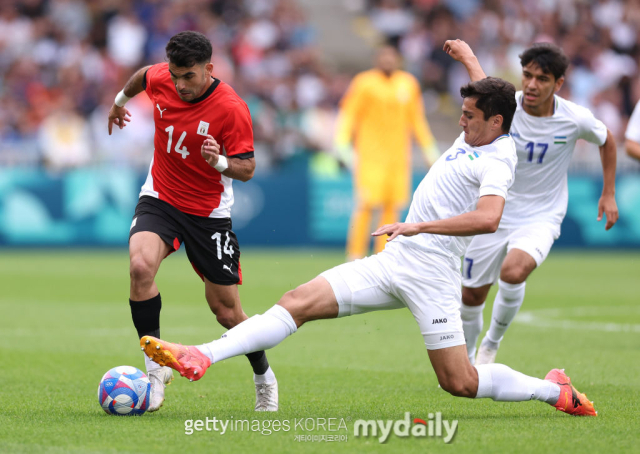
[201,135,255,182]
[598,129,619,230]
[372,195,504,241]
[443,39,486,82]
[108,65,151,135]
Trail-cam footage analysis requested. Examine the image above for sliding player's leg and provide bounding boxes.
[428,345,595,415]
[427,344,594,415]
[142,251,404,380]
[400,246,594,415]
[140,276,338,380]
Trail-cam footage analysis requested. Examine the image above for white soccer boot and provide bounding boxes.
[475,337,499,365]
[147,366,173,412]
[255,379,278,411]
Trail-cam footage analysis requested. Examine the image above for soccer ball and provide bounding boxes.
[98,366,150,416]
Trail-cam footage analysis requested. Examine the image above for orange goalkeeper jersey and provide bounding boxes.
[335,69,436,181]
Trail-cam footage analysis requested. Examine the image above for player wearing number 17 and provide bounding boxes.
[443,40,619,366]
[107,31,278,412]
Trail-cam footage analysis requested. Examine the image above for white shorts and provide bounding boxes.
[320,241,465,350]
[462,222,560,288]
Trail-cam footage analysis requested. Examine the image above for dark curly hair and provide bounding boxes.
[519,42,570,81]
[460,77,517,133]
[166,31,212,67]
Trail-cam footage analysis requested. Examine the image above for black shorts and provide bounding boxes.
[129,196,242,285]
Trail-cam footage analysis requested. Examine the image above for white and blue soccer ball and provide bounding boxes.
[98,366,150,416]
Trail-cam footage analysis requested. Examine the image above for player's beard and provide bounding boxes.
[178,90,194,101]
[178,80,207,102]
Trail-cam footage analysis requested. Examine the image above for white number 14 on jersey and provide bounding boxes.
[164,125,190,159]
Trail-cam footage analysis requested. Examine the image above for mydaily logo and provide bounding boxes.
[353,412,457,443]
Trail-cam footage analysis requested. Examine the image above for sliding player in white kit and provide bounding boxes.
[444,40,619,366]
[140,72,597,416]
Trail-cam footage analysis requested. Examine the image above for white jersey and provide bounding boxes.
[625,99,640,142]
[397,132,517,259]
[501,91,607,228]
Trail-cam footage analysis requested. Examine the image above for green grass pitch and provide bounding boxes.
[0,249,639,453]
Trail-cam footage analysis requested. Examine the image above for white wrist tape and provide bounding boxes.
[214,155,228,172]
[114,90,131,107]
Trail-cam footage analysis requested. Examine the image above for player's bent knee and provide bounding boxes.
[461,287,488,307]
[278,288,321,326]
[438,377,475,398]
[215,311,240,330]
[278,288,298,306]
[206,299,244,328]
[500,266,529,284]
[278,289,307,320]
[129,255,155,285]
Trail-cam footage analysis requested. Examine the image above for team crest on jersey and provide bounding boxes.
[445,148,481,162]
[197,121,210,136]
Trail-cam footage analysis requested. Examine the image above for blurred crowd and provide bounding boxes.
[0,0,350,170]
[1,0,639,171]
[366,0,640,167]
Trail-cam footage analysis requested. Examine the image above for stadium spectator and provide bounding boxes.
[0,0,330,168]
[383,0,640,148]
[0,0,639,169]
[39,96,92,171]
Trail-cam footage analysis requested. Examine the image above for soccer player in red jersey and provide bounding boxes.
[107,31,277,412]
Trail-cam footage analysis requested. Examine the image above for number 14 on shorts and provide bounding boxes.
[211,231,234,260]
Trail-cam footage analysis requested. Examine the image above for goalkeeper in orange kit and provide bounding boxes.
[335,45,440,259]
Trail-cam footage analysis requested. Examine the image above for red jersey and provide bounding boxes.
[140,63,254,217]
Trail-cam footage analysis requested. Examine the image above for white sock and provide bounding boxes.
[254,366,276,385]
[485,280,526,345]
[144,352,161,373]
[475,364,560,404]
[196,305,297,364]
[460,303,484,363]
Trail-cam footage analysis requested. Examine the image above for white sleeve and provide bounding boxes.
[625,100,640,142]
[477,159,514,200]
[576,106,607,146]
